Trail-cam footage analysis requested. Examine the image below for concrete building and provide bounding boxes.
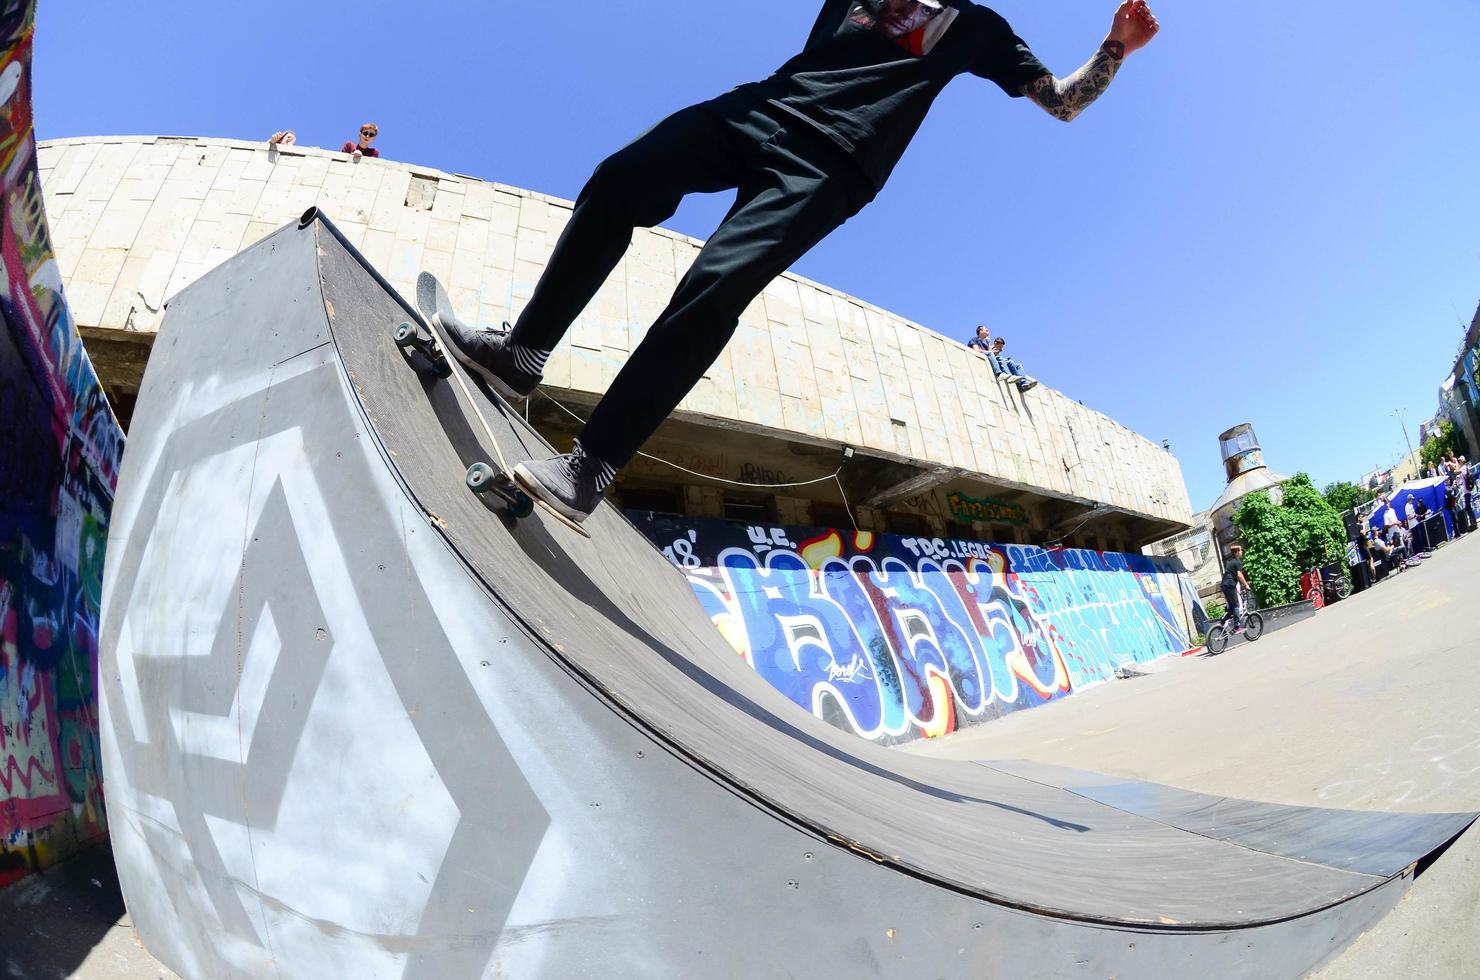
[1144,424,1289,597]
[1140,508,1220,599]
[1208,423,1288,547]
[40,135,1193,550]
[1437,306,1480,458]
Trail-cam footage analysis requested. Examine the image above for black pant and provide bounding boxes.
[510,92,873,468]
[1221,585,1242,630]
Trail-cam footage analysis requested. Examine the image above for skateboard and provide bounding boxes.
[394,273,591,538]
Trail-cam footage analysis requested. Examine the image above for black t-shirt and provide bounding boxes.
[1221,557,1243,591]
[738,1,1049,189]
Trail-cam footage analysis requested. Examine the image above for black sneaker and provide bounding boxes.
[513,445,614,523]
[431,309,541,402]
[1017,377,1039,392]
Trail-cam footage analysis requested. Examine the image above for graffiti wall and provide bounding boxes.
[632,514,1207,747]
[0,0,122,886]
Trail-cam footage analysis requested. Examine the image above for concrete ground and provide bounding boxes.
[4,535,1476,978]
[907,530,1480,978]
[0,844,179,980]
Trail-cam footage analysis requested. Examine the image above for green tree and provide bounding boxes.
[1322,480,1375,514]
[1421,420,1465,471]
[1230,473,1347,607]
[1231,490,1302,606]
[1280,474,1349,573]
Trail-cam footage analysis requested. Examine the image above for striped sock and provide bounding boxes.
[572,440,618,492]
[511,345,550,376]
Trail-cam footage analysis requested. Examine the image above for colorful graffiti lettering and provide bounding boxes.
[633,514,1206,747]
[946,491,1027,526]
[0,0,121,887]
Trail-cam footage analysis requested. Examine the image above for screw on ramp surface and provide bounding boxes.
[97,214,1475,979]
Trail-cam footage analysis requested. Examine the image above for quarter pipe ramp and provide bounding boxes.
[98,213,1474,978]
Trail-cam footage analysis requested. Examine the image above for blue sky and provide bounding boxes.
[36,1,1480,509]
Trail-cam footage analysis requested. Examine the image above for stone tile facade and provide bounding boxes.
[39,136,1193,529]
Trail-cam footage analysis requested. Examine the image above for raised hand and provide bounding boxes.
[1107,0,1160,57]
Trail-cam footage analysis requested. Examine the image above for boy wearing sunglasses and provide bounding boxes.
[342,123,379,161]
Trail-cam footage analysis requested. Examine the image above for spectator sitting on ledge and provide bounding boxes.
[966,325,1003,373]
[342,122,380,161]
[991,337,1038,392]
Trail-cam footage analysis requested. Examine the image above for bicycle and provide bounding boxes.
[1304,562,1351,605]
[1205,588,1264,655]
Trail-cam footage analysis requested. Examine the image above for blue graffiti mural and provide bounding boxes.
[633,514,1206,746]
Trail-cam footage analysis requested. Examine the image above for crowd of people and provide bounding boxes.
[1362,451,1477,580]
[1438,451,1477,535]
[967,325,1038,393]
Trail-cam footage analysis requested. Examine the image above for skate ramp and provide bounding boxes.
[98,212,1475,979]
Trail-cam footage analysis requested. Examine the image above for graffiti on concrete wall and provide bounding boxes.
[0,0,121,886]
[632,514,1206,746]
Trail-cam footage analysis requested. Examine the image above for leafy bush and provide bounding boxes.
[1281,474,1348,573]
[1231,474,1346,607]
[1203,599,1226,621]
[1232,490,1302,606]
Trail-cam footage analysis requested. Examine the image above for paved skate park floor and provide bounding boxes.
[10,535,1478,979]
[906,531,1480,978]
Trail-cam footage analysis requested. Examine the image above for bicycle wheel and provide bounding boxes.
[1243,613,1265,642]
[1334,578,1352,600]
[1206,624,1228,655]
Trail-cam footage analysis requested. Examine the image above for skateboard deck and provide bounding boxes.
[399,272,591,538]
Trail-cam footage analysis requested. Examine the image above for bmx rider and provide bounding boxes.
[1221,544,1251,633]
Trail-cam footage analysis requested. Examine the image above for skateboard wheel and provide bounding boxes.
[466,462,497,493]
[508,491,534,519]
[393,322,418,348]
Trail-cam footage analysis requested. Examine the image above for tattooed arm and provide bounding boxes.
[1022,0,1160,123]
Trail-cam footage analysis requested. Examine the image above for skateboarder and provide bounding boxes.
[438,0,1161,522]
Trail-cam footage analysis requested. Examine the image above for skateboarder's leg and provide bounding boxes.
[513,113,872,522]
[576,132,870,472]
[508,101,745,355]
[436,100,752,400]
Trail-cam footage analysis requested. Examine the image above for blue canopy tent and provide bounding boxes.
[1369,478,1452,540]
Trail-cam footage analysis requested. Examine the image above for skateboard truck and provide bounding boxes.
[466,462,535,519]
[406,270,593,538]
[392,320,452,378]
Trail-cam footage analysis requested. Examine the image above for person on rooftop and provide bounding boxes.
[342,123,380,161]
[991,337,1037,392]
[967,325,1004,373]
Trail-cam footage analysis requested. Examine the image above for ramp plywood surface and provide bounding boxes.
[312,219,1470,927]
[97,214,1474,980]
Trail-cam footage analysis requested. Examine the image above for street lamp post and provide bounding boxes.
[1395,408,1416,476]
